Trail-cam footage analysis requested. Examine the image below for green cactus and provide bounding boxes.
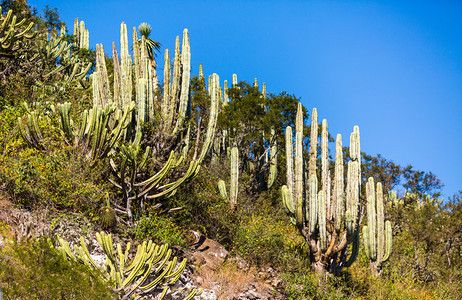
[217,146,239,210]
[0,6,37,51]
[17,104,45,150]
[55,232,202,299]
[281,103,361,274]
[99,194,117,229]
[18,101,134,164]
[73,18,89,50]
[40,22,91,83]
[363,177,393,276]
[267,129,278,189]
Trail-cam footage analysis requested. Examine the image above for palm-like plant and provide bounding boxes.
[138,22,160,68]
[138,22,160,91]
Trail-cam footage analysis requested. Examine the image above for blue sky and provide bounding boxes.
[29,0,462,198]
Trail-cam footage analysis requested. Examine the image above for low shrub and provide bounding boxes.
[0,237,115,299]
[133,209,187,247]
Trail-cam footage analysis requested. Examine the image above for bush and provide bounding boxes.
[0,238,115,299]
[232,213,307,268]
[0,147,110,211]
[133,209,187,247]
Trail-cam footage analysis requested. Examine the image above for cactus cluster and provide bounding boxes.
[87,24,222,223]
[281,103,361,274]
[0,6,37,51]
[18,101,134,163]
[363,177,392,276]
[55,232,202,299]
[40,20,92,83]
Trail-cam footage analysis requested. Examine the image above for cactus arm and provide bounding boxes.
[294,102,304,225]
[334,134,344,231]
[197,73,219,163]
[267,129,277,188]
[230,146,239,206]
[363,225,371,260]
[112,42,122,107]
[218,179,229,201]
[366,177,377,261]
[281,185,294,215]
[162,48,171,121]
[134,150,176,187]
[308,108,318,178]
[173,29,191,135]
[376,182,385,263]
[146,161,200,199]
[321,119,329,194]
[309,174,318,235]
[79,236,99,270]
[318,190,327,252]
[285,126,295,210]
[382,220,392,262]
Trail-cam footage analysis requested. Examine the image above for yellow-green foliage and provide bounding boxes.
[0,147,109,210]
[134,210,187,247]
[0,238,115,299]
[232,213,307,268]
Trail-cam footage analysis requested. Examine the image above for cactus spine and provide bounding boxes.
[281,103,361,274]
[363,177,392,276]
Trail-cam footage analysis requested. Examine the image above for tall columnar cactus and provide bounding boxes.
[0,6,37,51]
[55,232,202,299]
[218,146,239,210]
[232,73,238,87]
[109,66,219,224]
[73,18,89,50]
[363,177,392,276]
[267,129,278,189]
[281,103,361,274]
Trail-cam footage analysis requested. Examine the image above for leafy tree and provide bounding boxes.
[218,81,303,195]
[361,153,401,192]
[402,165,443,198]
[42,5,62,32]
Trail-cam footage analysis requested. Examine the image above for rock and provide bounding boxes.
[190,234,228,270]
[230,256,250,271]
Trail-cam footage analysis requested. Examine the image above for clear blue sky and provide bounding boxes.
[29,0,462,198]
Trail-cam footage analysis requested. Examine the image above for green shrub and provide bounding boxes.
[0,147,110,211]
[0,238,115,299]
[232,213,307,268]
[133,209,187,247]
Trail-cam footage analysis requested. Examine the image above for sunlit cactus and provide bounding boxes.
[38,22,91,82]
[267,129,278,189]
[281,103,361,274]
[363,177,393,277]
[55,232,202,299]
[0,6,37,51]
[99,194,117,229]
[218,146,239,210]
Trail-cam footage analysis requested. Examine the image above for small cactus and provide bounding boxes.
[99,194,116,229]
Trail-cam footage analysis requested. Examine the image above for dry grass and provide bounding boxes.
[195,260,270,299]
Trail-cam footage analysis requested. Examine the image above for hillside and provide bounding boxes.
[0,2,461,299]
